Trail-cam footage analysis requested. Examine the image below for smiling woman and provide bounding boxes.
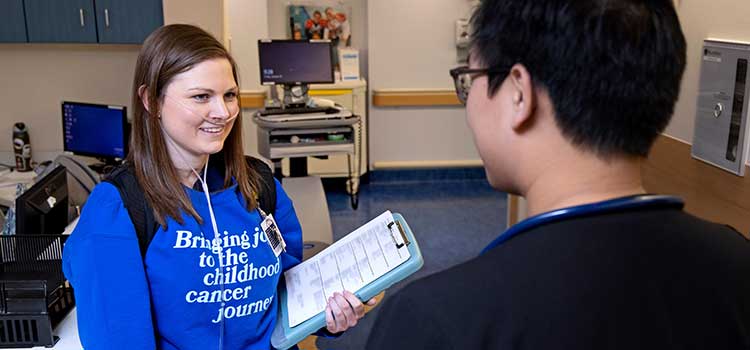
[62,24,372,350]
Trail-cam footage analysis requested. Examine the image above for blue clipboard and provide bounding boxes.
[271,213,423,349]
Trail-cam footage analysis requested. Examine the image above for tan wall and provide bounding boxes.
[0,45,140,163]
[0,0,223,164]
[667,0,750,144]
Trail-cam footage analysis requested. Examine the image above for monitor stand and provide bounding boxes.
[282,84,310,107]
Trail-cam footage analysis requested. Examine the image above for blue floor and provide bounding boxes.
[316,168,507,350]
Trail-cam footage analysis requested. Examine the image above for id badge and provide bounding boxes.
[260,214,286,257]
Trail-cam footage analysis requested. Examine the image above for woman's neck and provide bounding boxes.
[171,155,209,188]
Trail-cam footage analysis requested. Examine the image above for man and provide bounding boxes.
[366,0,750,349]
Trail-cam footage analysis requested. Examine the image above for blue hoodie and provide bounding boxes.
[63,171,303,350]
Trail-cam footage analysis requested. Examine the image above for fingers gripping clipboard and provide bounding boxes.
[271,211,423,349]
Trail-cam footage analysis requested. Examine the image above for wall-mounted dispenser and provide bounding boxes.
[691,39,750,176]
[455,19,470,63]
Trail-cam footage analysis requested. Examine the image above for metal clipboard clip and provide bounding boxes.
[387,221,410,249]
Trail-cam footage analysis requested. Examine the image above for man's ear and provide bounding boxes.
[138,85,151,113]
[507,64,536,131]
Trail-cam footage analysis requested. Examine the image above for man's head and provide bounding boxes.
[463,0,686,192]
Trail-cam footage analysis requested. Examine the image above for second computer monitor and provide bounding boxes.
[258,39,334,85]
[62,101,128,163]
[15,165,68,236]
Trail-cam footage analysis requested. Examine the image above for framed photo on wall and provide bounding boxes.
[289,4,351,47]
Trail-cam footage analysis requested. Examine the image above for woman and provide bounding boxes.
[63,24,372,350]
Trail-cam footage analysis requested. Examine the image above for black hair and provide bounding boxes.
[471,0,686,157]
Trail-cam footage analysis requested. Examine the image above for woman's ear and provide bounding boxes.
[138,85,151,113]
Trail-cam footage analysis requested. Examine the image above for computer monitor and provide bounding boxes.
[61,101,128,164]
[258,39,334,85]
[15,165,69,235]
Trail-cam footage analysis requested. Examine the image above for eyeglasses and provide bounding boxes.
[450,65,514,105]
[449,66,489,105]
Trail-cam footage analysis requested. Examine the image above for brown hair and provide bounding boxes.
[129,24,260,228]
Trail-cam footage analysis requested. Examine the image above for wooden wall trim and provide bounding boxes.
[240,88,356,108]
[643,134,750,236]
[372,89,461,107]
[240,91,265,109]
[507,194,520,227]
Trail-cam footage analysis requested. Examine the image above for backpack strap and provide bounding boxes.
[246,156,276,217]
[103,157,277,260]
[103,165,159,258]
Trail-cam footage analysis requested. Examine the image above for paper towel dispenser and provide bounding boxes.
[691,39,750,176]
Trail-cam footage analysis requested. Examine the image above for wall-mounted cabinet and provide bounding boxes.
[25,0,98,43]
[95,0,163,44]
[0,0,29,42]
[1,0,163,44]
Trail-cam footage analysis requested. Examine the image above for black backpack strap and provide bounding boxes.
[103,165,159,258]
[245,156,276,216]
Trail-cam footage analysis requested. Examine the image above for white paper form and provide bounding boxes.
[284,211,410,327]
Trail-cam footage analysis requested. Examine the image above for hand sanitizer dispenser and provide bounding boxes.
[691,39,750,176]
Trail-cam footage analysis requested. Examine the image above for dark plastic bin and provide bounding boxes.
[0,234,74,348]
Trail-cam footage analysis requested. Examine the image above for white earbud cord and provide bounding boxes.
[162,128,225,350]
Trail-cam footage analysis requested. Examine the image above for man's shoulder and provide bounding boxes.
[532,206,747,243]
[396,252,505,306]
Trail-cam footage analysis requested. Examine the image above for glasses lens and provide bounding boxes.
[457,73,472,104]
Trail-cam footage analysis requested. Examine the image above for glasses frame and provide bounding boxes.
[450,65,514,105]
[449,66,490,105]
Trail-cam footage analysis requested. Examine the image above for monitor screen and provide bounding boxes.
[258,40,334,85]
[15,165,69,236]
[62,101,128,160]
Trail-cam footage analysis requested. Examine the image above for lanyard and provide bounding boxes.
[481,195,685,255]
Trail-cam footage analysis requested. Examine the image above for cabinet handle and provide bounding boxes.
[104,9,110,27]
[79,9,85,27]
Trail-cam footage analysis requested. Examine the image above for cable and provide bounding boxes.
[346,117,362,209]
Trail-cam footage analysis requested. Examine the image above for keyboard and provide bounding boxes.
[258,107,339,116]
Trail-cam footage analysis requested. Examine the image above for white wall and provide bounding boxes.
[163,0,224,42]
[668,0,750,144]
[225,0,268,156]
[366,0,750,166]
[226,0,267,91]
[0,0,223,164]
[368,0,479,165]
